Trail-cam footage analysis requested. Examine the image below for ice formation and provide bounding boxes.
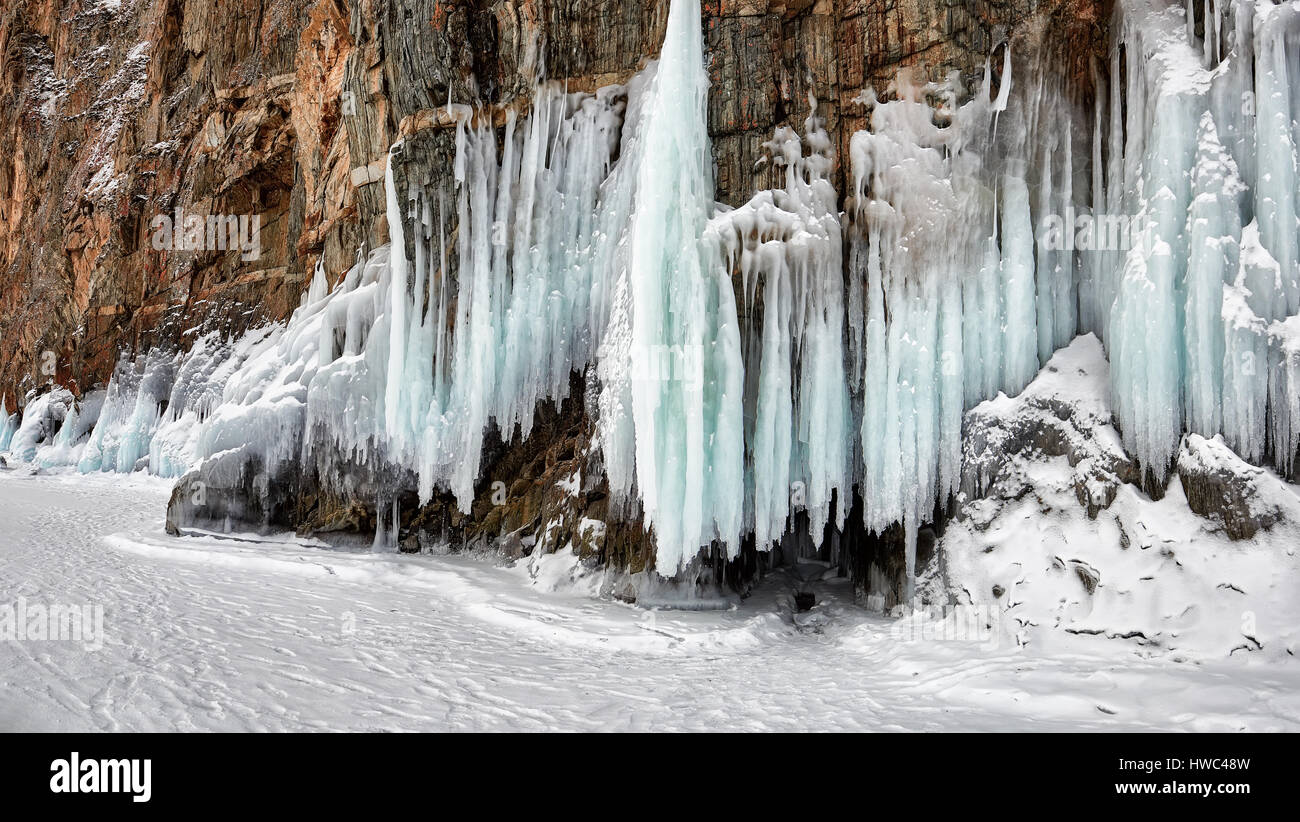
[8,388,73,462]
[1097,0,1300,484]
[0,397,16,452]
[4,0,1299,601]
[77,348,177,474]
[598,0,744,573]
[843,44,1087,596]
[149,327,278,478]
[702,104,850,558]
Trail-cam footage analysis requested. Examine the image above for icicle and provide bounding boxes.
[1183,112,1242,435]
[1001,169,1039,394]
[603,0,744,573]
[0,396,16,451]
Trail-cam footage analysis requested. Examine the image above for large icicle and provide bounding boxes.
[599,0,744,573]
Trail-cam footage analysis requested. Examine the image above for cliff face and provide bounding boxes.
[3,0,1111,598]
[1,0,1107,405]
[0,0,361,404]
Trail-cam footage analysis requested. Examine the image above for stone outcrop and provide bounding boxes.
[1,0,364,408]
[1177,434,1287,540]
[959,334,1138,520]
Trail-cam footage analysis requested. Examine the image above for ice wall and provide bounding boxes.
[1098,0,1300,483]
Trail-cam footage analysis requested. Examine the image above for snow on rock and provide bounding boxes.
[1177,432,1292,538]
[935,334,1300,659]
[960,334,1138,519]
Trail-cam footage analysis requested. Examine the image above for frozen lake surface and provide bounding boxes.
[1,468,1297,732]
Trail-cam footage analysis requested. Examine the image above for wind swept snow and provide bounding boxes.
[1,469,1298,732]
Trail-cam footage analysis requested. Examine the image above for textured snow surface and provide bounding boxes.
[2,468,1298,732]
[937,334,1300,658]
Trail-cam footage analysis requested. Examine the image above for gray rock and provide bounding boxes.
[1178,434,1286,540]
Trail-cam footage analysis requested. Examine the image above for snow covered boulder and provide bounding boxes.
[1177,434,1289,540]
[935,341,1300,658]
[959,334,1139,519]
[165,450,299,536]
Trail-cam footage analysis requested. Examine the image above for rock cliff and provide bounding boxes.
[3,0,1115,599]
[2,0,1108,403]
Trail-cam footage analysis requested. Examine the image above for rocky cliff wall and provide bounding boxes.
[3,0,1111,598]
[1,0,1108,407]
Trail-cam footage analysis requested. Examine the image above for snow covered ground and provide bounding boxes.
[2,467,1298,732]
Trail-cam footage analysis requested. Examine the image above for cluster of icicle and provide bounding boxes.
[0,327,280,477]
[697,104,850,570]
[1096,0,1300,483]
[843,34,1087,597]
[4,0,1299,600]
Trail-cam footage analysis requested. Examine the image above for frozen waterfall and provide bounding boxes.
[6,0,1300,602]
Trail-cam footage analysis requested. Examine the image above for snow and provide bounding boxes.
[940,460,1300,656]
[940,336,1300,659]
[970,333,1117,429]
[2,467,1298,731]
